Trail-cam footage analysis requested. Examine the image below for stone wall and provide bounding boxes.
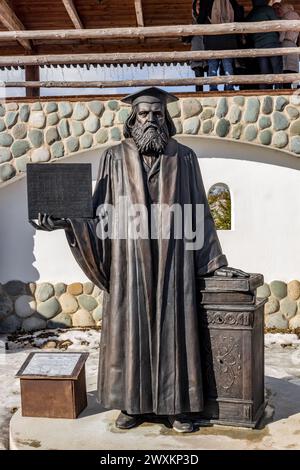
[1,278,300,333]
[0,281,103,333]
[258,280,300,330]
[2,94,300,185]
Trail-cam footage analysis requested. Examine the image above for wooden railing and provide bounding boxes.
[3,74,299,89]
[1,21,300,90]
[0,20,299,40]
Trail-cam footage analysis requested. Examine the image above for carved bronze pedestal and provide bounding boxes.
[198,297,266,428]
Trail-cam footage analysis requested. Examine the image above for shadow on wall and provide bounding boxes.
[0,177,39,283]
[265,376,300,424]
[0,147,106,287]
[177,135,300,172]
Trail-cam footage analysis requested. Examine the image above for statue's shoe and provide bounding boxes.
[115,411,143,429]
[168,414,194,433]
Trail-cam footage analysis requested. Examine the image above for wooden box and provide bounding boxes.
[198,299,266,428]
[16,352,88,419]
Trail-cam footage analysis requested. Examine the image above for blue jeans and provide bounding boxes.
[208,58,234,91]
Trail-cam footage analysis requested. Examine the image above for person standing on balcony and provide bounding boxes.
[246,0,282,89]
[190,0,207,93]
[194,0,244,91]
[273,2,300,87]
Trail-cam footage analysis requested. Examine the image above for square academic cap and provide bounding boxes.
[121,87,179,106]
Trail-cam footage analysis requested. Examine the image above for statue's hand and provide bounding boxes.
[214,266,250,278]
[30,213,71,232]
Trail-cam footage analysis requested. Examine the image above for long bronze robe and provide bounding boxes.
[65,138,227,415]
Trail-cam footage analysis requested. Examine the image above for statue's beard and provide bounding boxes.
[131,121,169,155]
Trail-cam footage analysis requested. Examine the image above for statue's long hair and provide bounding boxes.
[123,105,177,139]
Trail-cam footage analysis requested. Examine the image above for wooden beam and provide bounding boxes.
[62,0,83,29]
[25,65,40,98]
[0,20,300,41]
[0,47,299,66]
[0,0,31,50]
[0,38,189,56]
[4,74,300,88]
[134,0,144,27]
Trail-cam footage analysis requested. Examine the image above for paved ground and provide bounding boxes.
[1,330,300,450]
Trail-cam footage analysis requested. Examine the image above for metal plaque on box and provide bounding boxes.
[16,352,89,419]
[27,163,93,220]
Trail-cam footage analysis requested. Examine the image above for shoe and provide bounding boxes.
[115,411,142,429]
[168,414,194,433]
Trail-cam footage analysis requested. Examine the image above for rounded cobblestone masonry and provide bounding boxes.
[262,96,273,114]
[280,297,297,319]
[29,129,44,148]
[48,312,72,329]
[287,280,300,300]
[59,293,78,314]
[265,312,288,329]
[36,283,54,302]
[0,291,13,320]
[47,113,59,126]
[88,101,104,116]
[216,118,230,137]
[2,279,300,332]
[272,131,288,149]
[231,123,243,140]
[0,163,15,182]
[83,282,94,295]
[228,105,241,124]
[31,148,50,163]
[259,280,300,328]
[54,282,66,297]
[182,98,202,119]
[80,133,93,149]
[37,297,60,319]
[244,97,260,123]
[216,98,228,118]
[68,283,83,295]
[289,315,300,328]
[72,309,95,327]
[1,96,300,186]
[259,129,272,146]
[257,283,271,298]
[290,136,300,154]
[244,125,257,142]
[51,141,64,159]
[270,280,287,299]
[183,117,200,135]
[23,316,47,332]
[15,155,29,172]
[15,295,36,318]
[265,296,280,315]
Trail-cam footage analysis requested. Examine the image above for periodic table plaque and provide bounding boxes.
[27,163,93,220]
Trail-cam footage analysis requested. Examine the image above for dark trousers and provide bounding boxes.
[283,70,294,89]
[193,66,204,92]
[257,45,283,89]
